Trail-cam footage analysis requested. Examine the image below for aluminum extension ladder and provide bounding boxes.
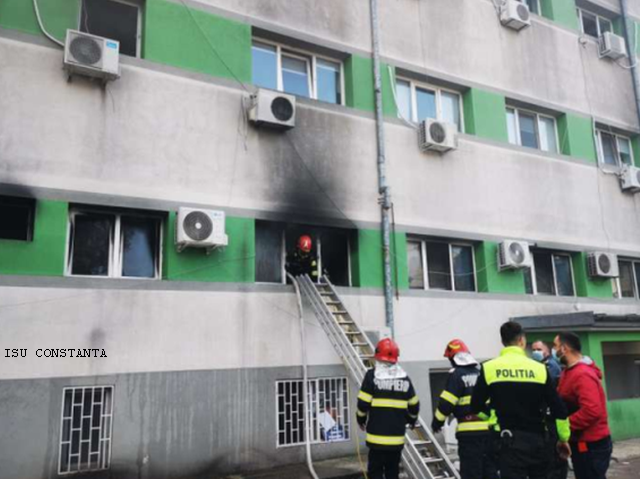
[297,274,460,479]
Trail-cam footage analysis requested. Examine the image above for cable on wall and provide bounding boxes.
[32,0,64,47]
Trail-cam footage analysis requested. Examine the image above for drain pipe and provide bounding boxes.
[370,0,395,338]
[620,0,640,125]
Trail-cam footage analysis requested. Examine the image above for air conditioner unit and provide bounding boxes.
[500,0,531,31]
[498,240,533,271]
[620,165,640,193]
[175,207,229,253]
[587,252,619,278]
[63,30,120,82]
[248,89,296,130]
[419,119,458,153]
[599,32,627,60]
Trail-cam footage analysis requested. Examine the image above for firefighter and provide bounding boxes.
[285,235,319,280]
[431,339,497,479]
[356,338,420,479]
[471,321,571,479]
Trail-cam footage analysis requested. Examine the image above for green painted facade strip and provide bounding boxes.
[632,136,640,167]
[557,114,598,163]
[344,55,395,116]
[0,0,79,42]
[163,213,255,282]
[463,89,509,143]
[0,200,68,276]
[351,229,408,289]
[571,253,613,298]
[540,0,579,31]
[475,242,526,294]
[144,0,252,83]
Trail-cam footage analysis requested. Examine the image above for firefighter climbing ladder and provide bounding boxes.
[297,274,460,479]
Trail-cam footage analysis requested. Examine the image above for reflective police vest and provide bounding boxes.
[356,368,420,449]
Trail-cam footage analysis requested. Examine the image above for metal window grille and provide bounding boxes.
[58,386,114,474]
[276,377,350,447]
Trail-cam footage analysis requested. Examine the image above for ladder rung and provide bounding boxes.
[411,440,432,446]
[344,331,362,335]
[423,458,444,464]
[360,355,374,359]
[324,301,342,305]
[337,321,353,325]
[332,311,348,314]
[320,292,334,296]
[351,342,369,346]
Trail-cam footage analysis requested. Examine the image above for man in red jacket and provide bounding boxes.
[554,332,612,479]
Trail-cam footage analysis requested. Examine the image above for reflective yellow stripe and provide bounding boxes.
[458,395,472,406]
[356,409,367,417]
[366,433,405,446]
[408,412,418,419]
[408,395,420,406]
[371,398,408,409]
[457,421,491,432]
[358,391,373,403]
[435,409,447,422]
[440,390,459,405]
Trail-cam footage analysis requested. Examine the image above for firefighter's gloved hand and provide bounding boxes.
[358,423,366,432]
[430,419,442,433]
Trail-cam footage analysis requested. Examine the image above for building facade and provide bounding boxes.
[1,0,640,477]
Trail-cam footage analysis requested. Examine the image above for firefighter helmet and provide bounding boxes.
[444,339,470,359]
[375,338,400,364]
[297,235,313,253]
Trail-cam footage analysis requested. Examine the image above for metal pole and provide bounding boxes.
[620,0,640,126]
[370,0,395,338]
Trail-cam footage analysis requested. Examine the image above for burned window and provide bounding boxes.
[0,196,35,241]
[80,0,141,57]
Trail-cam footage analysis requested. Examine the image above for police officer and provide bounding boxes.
[285,235,319,280]
[431,339,497,479]
[471,321,571,479]
[357,338,420,479]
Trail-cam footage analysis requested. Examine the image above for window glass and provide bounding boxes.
[0,196,35,241]
[416,88,437,123]
[600,132,618,166]
[618,261,636,298]
[618,137,632,166]
[533,252,555,295]
[121,216,159,278]
[426,242,452,291]
[581,11,599,37]
[71,214,114,276]
[408,241,424,289]
[452,245,475,292]
[256,221,283,283]
[524,0,539,15]
[539,116,557,153]
[282,55,310,97]
[635,263,640,299]
[252,42,278,90]
[519,112,539,149]
[506,108,518,145]
[554,255,574,296]
[599,18,613,35]
[316,59,341,104]
[441,91,461,130]
[524,267,534,294]
[396,80,412,121]
[80,0,139,57]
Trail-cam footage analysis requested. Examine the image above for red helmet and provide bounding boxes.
[375,338,400,364]
[444,339,470,359]
[298,235,312,253]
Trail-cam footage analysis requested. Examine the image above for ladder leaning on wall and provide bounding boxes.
[296,274,460,479]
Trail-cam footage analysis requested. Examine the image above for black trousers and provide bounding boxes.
[367,448,403,479]
[570,436,612,479]
[499,430,549,479]
[457,433,499,479]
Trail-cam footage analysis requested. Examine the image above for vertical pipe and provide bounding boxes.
[620,0,640,127]
[370,0,395,338]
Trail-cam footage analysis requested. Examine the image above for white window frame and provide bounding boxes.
[253,38,345,106]
[409,239,477,292]
[395,77,465,132]
[577,8,614,38]
[58,385,114,475]
[275,377,351,448]
[78,0,143,58]
[65,207,163,280]
[614,258,640,300]
[596,129,634,169]
[506,106,559,153]
[527,252,576,297]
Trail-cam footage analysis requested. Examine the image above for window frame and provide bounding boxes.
[520,0,540,15]
[408,238,477,292]
[78,0,143,58]
[395,77,465,132]
[65,207,164,280]
[526,252,576,297]
[596,129,635,169]
[577,8,613,38]
[252,38,345,106]
[614,258,640,300]
[506,106,559,153]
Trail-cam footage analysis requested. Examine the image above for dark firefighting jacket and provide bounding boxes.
[432,364,491,436]
[356,368,420,450]
[286,251,318,279]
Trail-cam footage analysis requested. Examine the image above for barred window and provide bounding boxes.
[276,377,350,447]
[59,386,114,474]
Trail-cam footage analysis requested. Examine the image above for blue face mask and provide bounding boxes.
[552,348,559,360]
[531,350,545,362]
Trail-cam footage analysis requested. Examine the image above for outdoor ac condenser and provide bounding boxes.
[63,30,120,82]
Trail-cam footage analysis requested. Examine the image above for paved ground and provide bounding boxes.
[607,456,640,479]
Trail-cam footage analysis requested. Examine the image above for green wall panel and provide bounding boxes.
[462,89,509,142]
[632,136,640,167]
[571,253,613,298]
[144,0,251,82]
[557,114,598,163]
[540,0,579,31]
[475,242,526,294]
[0,200,68,276]
[344,55,395,116]
[163,213,255,282]
[0,0,79,42]
[351,229,408,289]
